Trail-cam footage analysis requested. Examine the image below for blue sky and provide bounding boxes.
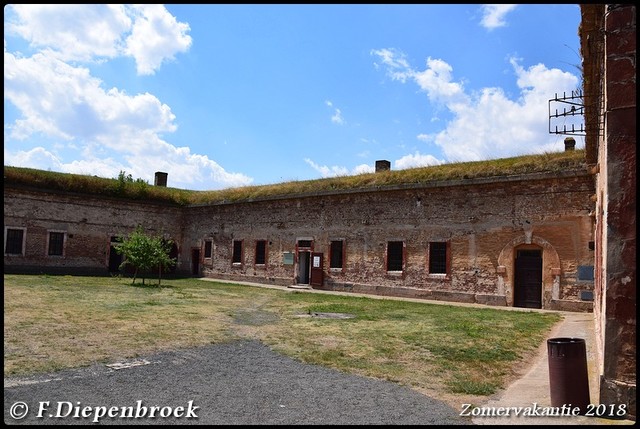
[4,4,584,191]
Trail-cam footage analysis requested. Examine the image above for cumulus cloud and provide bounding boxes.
[4,4,250,190]
[371,48,580,162]
[479,4,518,30]
[5,4,191,75]
[304,158,375,178]
[394,152,443,170]
[124,4,193,76]
[5,4,131,62]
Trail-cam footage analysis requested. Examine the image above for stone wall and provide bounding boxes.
[581,3,636,420]
[4,168,596,312]
[182,170,595,311]
[3,186,185,275]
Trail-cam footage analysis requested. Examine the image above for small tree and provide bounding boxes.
[114,226,176,286]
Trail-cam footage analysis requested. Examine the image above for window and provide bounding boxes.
[297,239,312,248]
[5,228,25,255]
[204,240,213,259]
[255,240,267,265]
[429,242,448,274]
[48,231,65,256]
[232,240,243,264]
[330,240,344,269]
[386,241,404,272]
[577,265,594,281]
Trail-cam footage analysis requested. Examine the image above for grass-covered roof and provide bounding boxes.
[4,149,587,206]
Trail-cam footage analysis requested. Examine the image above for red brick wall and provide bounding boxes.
[183,171,595,311]
[5,169,596,312]
[601,4,636,419]
[4,187,185,275]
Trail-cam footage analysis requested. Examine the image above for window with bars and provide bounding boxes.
[5,228,25,255]
[255,240,267,265]
[429,242,448,274]
[330,240,344,269]
[387,241,404,272]
[232,240,243,264]
[48,231,65,256]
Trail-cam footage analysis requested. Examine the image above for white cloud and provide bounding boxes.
[301,159,375,177]
[5,4,131,62]
[4,50,176,146]
[372,49,580,162]
[331,108,345,125]
[124,4,192,76]
[4,4,192,75]
[352,163,375,175]
[304,158,350,178]
[394,152,443,170]
[370,48,412,83]
[326,100,345,125]
[479,5,518,30]
[4,5,248,190]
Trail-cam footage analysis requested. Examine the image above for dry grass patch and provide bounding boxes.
[4,274,561,410]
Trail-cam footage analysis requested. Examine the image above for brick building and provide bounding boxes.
[580,4,636,420]
[3,3,635,419]
[5,149,596,313]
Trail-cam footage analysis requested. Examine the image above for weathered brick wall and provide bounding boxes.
[183,171,595,311]
[4,186,185,275]
[581,4,636,419]
[602,4,637,417]
[4,170,596,312]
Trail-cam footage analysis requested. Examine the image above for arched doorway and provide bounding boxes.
[497,234,561,309]
[513,247,543,309]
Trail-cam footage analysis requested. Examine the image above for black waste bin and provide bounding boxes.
[547,337,590,414]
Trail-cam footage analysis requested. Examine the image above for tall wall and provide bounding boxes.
[3,186,186,275]
[581,4,636,420]
[182,170,595,311]
[4,166,596,313]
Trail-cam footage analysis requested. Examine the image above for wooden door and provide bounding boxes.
[514,249,542,308]
[310,252,324,287]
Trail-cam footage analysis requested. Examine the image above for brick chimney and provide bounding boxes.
[375,160,391,172]
[154,171,168,187]
[564,137,576,151]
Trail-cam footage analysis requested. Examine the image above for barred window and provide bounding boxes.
[48,231,65,256]
[5,228,25,255]
[429,242,448,274]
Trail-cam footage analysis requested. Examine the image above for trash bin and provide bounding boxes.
[547,337,590,414]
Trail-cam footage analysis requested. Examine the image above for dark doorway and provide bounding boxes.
[108,236,123,273]
[514,249,543,309]
[298,251,310,284]
[167,242,179,273]
[191,248,200,276]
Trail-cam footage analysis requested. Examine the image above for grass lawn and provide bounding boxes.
[3,274,562,408]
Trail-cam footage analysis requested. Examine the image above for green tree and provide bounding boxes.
[114,226,176,286]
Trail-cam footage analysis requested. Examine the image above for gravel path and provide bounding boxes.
[4,339,471,425]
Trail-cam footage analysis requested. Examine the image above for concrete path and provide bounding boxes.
[471,311,633,425]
